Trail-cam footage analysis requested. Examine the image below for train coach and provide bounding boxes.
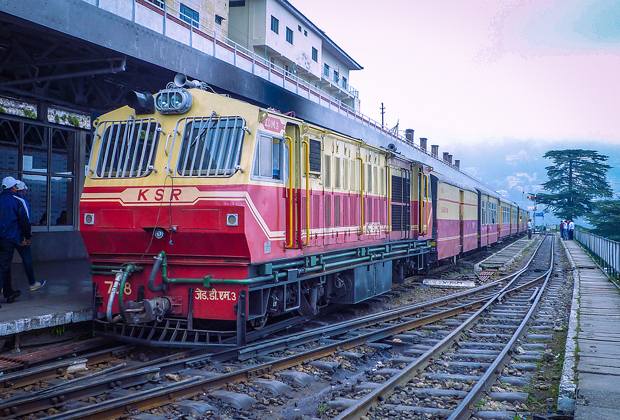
[80,76,527,347]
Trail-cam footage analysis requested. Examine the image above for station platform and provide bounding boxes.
[0,259,92,345]
[561,238,620,419]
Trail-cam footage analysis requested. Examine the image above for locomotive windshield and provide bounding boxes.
[91,118,160,178]
[175,115,246,177]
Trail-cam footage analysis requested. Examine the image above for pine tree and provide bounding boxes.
[587,199,620,241]
[538,149,612,220]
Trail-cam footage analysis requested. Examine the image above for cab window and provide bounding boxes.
[252,134,288,182]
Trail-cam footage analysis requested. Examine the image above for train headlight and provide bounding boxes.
[155,88,193,114]
[227,214,239,227]
[154,228,165,239]
[84,213,95,225]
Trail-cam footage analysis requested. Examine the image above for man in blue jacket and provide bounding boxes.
[0,176,32,304]
[15,181,46,291]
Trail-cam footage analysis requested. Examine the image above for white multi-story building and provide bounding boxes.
[228,0,362,111]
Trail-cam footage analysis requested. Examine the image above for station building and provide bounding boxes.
[0,0,362,262]
[227,0,361,111]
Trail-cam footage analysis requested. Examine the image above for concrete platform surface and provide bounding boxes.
[0,259,92,337]
[562,239,620,419]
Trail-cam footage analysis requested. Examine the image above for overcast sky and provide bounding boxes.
[292,0,620,217]
[294,0,620,144]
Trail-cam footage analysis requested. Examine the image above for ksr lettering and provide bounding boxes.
[137,188,182,201]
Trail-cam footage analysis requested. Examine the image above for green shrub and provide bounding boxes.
[68,115,80,127]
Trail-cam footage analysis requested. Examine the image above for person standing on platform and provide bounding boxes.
[568,219,575,240]
[560,220,566,240]
[0,176,31,304]
[15,181,46,291]
[527,219,533,239]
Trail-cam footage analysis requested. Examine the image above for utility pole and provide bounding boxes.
[380,103,385,128]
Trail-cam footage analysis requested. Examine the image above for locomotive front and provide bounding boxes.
[81,77,280,346]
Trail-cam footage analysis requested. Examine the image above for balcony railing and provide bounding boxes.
[82,0,471,179]
[575,230,620,280]
[320,68,357,97]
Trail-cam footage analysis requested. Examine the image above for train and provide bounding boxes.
[80,76,529,348]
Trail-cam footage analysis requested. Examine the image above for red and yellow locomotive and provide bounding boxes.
[81,78,434,347]
[81,76,527,347]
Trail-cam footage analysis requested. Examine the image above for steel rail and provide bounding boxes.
[38,239,549,420]
[0,344,133,391]
[40,301,485,420]
[233,237,545,359]
[332,235,552,420]
[3,237,539,419]
[448,236,554,420]
[0,367,161,419]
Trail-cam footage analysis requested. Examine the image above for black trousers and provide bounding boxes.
[15,244,35,285]
[0,241,16,298]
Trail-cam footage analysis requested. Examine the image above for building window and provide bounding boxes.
[312,47,318,62]
[215,14,224,25]
[230,0,245,6]
[342,76,347,89]
[333,69,339,83]
[180,4,199,28]
[298,25,302,32]
[146,0,164,8]
[323,63,329,77]
[0,115,85,231]
[304,30,308,36]
[271,16,279,34]
[286,27,293,44]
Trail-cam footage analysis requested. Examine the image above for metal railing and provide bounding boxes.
[86,0,359,99]
[84,0,471,178]
[575,230,620,279]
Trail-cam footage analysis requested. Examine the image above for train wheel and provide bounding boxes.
[249,315,269,330]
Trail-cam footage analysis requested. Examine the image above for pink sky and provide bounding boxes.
[293,0,620,145]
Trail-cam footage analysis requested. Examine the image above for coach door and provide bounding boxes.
[459,190,464,253]
[418,168,431,238]
[285,124,308,249]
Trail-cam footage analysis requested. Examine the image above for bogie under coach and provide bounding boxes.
[81,78,437,347]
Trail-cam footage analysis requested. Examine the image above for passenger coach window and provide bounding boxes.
[176,116,246,177]
[252,134,288,181]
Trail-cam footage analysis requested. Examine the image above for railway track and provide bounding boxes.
[333,234,555,420]
[0,235,558,420]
